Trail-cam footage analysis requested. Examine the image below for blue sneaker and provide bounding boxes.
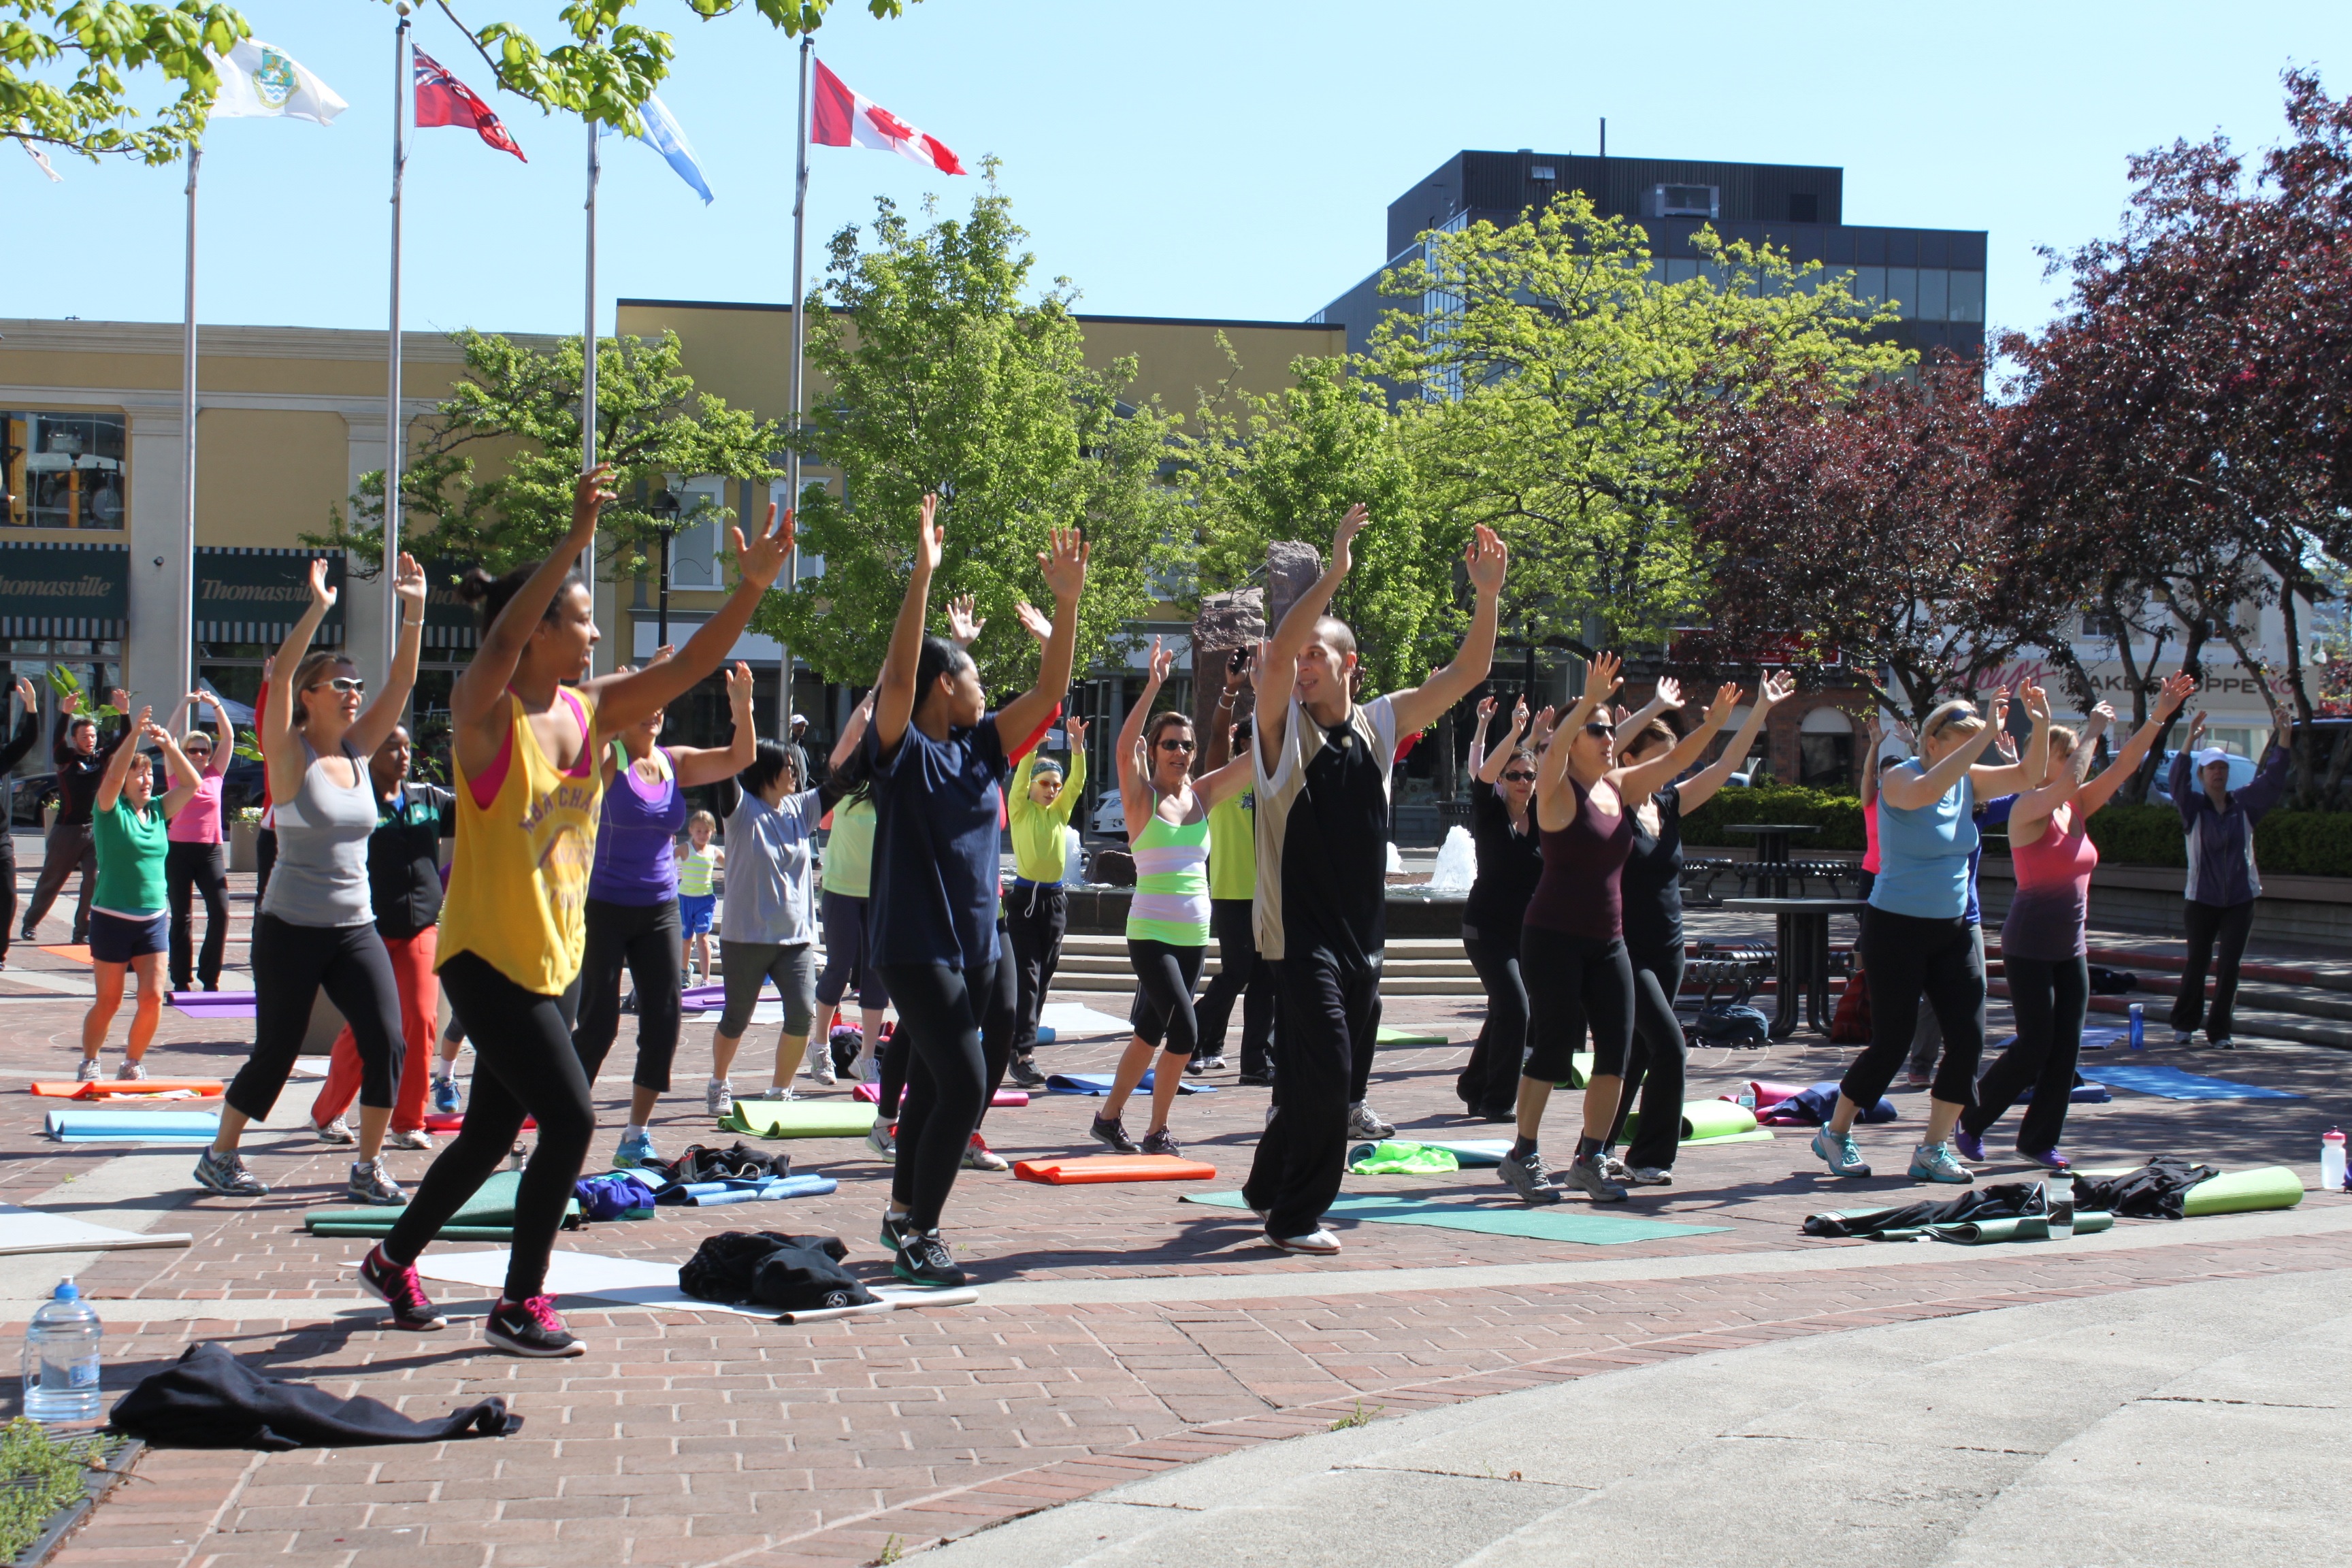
[1953,1128,1985,1162]
[613,1130,659,1169]
[1811,1128,1872,1179]
[1909,1141,1975,1184]
[431,1075,461,1115]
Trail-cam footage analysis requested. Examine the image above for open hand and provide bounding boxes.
[2021,681,2052,724]
[106,688,127,714]
[570,463,617,538]
[1475,696,1498,727]
[393,553,427,617]
[13,678,35,712]
[1652,677,1684,711]
[913,494,944,576]
[1704,682,1740,727]
[1066,713,1089,750]
[733,502,796,591]
[306,557,338,612]
[1038,527,1088,603]
[1584,650,1624,709]
[1464,523,1507,597]
[1330,504,1370,577]
[946,593,985,647]
[1014,599,1054,645]
[1145,636,1175,687]
[1756,672,1795,708]
[725,662,754,708]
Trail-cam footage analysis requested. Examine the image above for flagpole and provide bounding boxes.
[780,35,811,744]
[178,142,200,703]
[583,118,601,674]
[384,5,410,679]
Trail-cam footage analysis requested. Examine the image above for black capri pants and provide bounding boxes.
[570,896,684,1093]
[1459,928,1529,1116]
[813,891,892,1012]
[1963,952,2089,1153]
[166,839,230,991]
[1843,908,1987,1111]
[1127,938,1207,1056]
[876,959,998,1232]
[227,914,405,1121]
[1518,925,1635,1084]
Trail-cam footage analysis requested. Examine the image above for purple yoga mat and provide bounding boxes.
[169,992,257,1017]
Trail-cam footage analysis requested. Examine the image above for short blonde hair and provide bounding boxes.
[1923,700,1986,741]
[2048,724,2080,755]
[687,809,717,834]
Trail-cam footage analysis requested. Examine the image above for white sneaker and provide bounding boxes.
[805,1043,837,1087]
[387,1127,434,1151]
[115,1059,148,1081]
[705,1079,732,1117]
[1270,1228,1342,1256]
[1347,1101,1396,1140]
[316,1115,357,1145]
[75,1058,103,1083]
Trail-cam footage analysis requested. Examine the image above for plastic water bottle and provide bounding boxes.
[22,1279,101,1424]
[2323,1128,2347,1194]
[2043,1173,2076,1241]
[2128,1003,2144,1050]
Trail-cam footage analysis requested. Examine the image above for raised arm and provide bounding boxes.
[1879,686,2010,810]
[1204,651,1250,772]
[1052,715,1090,822]
[1115,640,1171,845]
[0,679,39,774]
[1255,504,1367,768]
[201,689,232,773]
[1616,681,1742,800]
[1679,673,1794,813]
[453,466,608,742]
[830,689,874,772]
[1616,677,1682,747]
[346,553,427,757]
[1536,651,1622,802]
[589,504,794,735]
[261,560,339,808]
[1477,700,1533,784]
[873,495,944,756]
[150,719,205,819]
[991,527,1090,750]
[2080,677,2193,817]
[1969,683,2053,800]
[671,663,760,787]
[93,704,152,815]
[1385,524,1509,736]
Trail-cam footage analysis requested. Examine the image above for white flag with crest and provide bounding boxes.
[209,39,348,125]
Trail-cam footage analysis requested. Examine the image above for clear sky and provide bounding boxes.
[11,0,2349,359]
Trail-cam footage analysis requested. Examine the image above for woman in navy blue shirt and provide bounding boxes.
[867,494,1090,1288]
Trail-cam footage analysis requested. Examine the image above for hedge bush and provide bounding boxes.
[1680,785,1864,851]
[2082,804,2184,869]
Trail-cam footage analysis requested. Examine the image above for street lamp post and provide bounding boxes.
[647,487,685,653]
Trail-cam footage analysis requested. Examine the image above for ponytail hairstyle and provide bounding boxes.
[457,562,586,633]
[911,634,975,720]
[289,651,350,728]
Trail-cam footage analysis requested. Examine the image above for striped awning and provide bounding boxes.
[0,540,129,638]
[195,547,344,647]
[421,557,478,651]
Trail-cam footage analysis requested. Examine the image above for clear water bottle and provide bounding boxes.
[2323,1128,2347,1193]
[22,1278,101,1424]
[2044,1173,2076,1241]
[2128,1003,2144,1050]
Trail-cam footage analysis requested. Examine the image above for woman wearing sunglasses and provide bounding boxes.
[1499,652,1748,1206]
[1088,638,1255,1157]
[1456,695,1546,1121]
[162,689,234,994]
[199,554,430,1208]
[1814,684,2051,1183]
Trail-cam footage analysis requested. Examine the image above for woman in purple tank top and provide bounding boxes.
[571,661,757,1169]
[1960,672,2193,1169]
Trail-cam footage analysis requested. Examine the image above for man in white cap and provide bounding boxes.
[786,712,813,791]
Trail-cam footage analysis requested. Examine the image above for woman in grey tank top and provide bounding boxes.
[200,556,430,1207]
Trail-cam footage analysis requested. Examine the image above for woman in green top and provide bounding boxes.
[811,693,894,1086]
[1004,712,1088,1088]
[1090,641,1253,1156]
[80,706,208,1081]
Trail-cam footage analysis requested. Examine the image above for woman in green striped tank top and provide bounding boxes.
[1090,640,1254,1156]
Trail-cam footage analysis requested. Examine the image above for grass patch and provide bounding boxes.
[1328,1400,1384,1431]
[0,1419,121,1563]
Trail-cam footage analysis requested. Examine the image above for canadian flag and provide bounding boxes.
[414,48,525,161]
[811,59,964,175]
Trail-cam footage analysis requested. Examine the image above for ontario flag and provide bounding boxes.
[811,59,964,174]
[414,48,525,161]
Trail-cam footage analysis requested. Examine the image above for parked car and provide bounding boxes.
[1090,792,1126,836]
[218,755,267,816]
[2146,749,2259,805]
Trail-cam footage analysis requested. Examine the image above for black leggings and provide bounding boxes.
[227,915,404,1121]
[1195,898,1274,1071]
[1609,945,1688,1170]
[875,959,998,1232]
[1844,908,1985,1111]
[1127,938,1206,1056]
[386,951,592,1301]
[1519,926,1635,1084]
[166,840,229,990]
[2172,899,2254,1041]
[570,896,683,1094]
[1006,884,1066,1057]
[1459,930,1529,1115]
[813,891,892,1011]
[1965,952,2088,1151]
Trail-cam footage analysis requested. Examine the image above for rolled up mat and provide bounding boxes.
[1012,1154,1218,1184]
[1375,1026,1448,1045]
[303,1169,579,1237]
[2183,1166,2305,1216]
[1931,1211,2115,1244]
[1043,1073,1213,1096]
[423,1111,536,1133]
[676,1175,840,1205]
[1618,1100,1767,1145]
[29,1079,225,1098]
[1416,1140,1512,1168]
[718,1100,879,1139]
[1556,1051,1596,1091]
[1744,1079,1808,1110]
[308,1222,521,1241]
[46,1109,218,1141]
[853,1082,1027,1108]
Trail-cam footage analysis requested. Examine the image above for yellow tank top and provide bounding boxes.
[438,686,603,994]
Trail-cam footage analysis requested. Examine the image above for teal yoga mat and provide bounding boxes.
[304,1170,580,1238]
[46,1110,218,1142]
[1182,1190,1727,1245]
[1375,1026,1449,1046]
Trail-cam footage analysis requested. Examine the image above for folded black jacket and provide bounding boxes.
[679,1230,875,1312]
[110,1342,521,1450]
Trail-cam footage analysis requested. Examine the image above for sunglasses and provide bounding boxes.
[1156,738,1196,753]
[183,743,212,755]
[308,676,366,696]
[1501,769,1537,782]
[1583,722,1615,738]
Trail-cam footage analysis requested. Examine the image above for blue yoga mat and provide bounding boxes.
[46,1110,220,1141]
[1045,1073,1214,1096]
[2091,1064,2301,1101]
[674,1175,839,1205]
[1184,1190,1724,1245]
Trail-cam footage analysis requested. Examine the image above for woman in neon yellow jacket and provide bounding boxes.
[1004,713,1087,1087]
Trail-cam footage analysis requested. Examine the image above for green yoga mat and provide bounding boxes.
[1621,1100,1767,1145]
[303,1169,581,1238]
[2184,1165,2305,1216]
[1183,1190,1727,1245]
[719,1099,877,1139]
[1880,1212,2117,1245]
[1375,1026,1449,1046]
[1556,1051,1596,1090]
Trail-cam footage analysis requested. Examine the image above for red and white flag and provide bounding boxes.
[414,48,525,162]
[811,59,964,175]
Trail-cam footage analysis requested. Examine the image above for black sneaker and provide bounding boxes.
[879,1209,912,1253]
[1007,1054,1045,1089]
[1139,1127,1182,1157]
[1192,1054,1228,1073]
[1237,1071,1273,1088]
[893,1230,967,1288]
[1090,1114,1139,1154]
[357,1245,446,1331]
[484,1294,585,1357]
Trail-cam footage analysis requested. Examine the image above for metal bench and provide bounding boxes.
[1686,942,1774,1007]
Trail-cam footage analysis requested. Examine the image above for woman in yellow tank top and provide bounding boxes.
[357,465,796,1358]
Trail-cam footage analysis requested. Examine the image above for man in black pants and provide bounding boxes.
[21,687,129,949]
[0,678,46,970]
[1240,506,1507,1255]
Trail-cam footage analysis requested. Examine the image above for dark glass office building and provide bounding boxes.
[1313,148,1985,363]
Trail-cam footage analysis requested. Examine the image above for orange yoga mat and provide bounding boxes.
[29,1079,225,1099]
[1013,1154,1219,1185]
[37,945,93,966]
[423,1111,536,1133]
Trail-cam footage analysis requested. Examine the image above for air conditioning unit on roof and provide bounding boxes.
[1642,183,1719,219]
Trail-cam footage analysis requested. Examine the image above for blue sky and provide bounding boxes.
[11,1,2350,353]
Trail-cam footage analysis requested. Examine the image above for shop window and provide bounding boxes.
[2,412,127,530]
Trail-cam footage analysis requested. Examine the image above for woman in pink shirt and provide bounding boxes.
[164,691,233,992]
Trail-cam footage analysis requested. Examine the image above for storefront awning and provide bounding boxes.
[422,558,478,651]
[195,547,344,647]
[0,540,129,638]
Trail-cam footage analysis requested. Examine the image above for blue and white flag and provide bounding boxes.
[610,93,713,204]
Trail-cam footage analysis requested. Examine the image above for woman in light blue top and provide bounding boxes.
[1814,683,2050,1186]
